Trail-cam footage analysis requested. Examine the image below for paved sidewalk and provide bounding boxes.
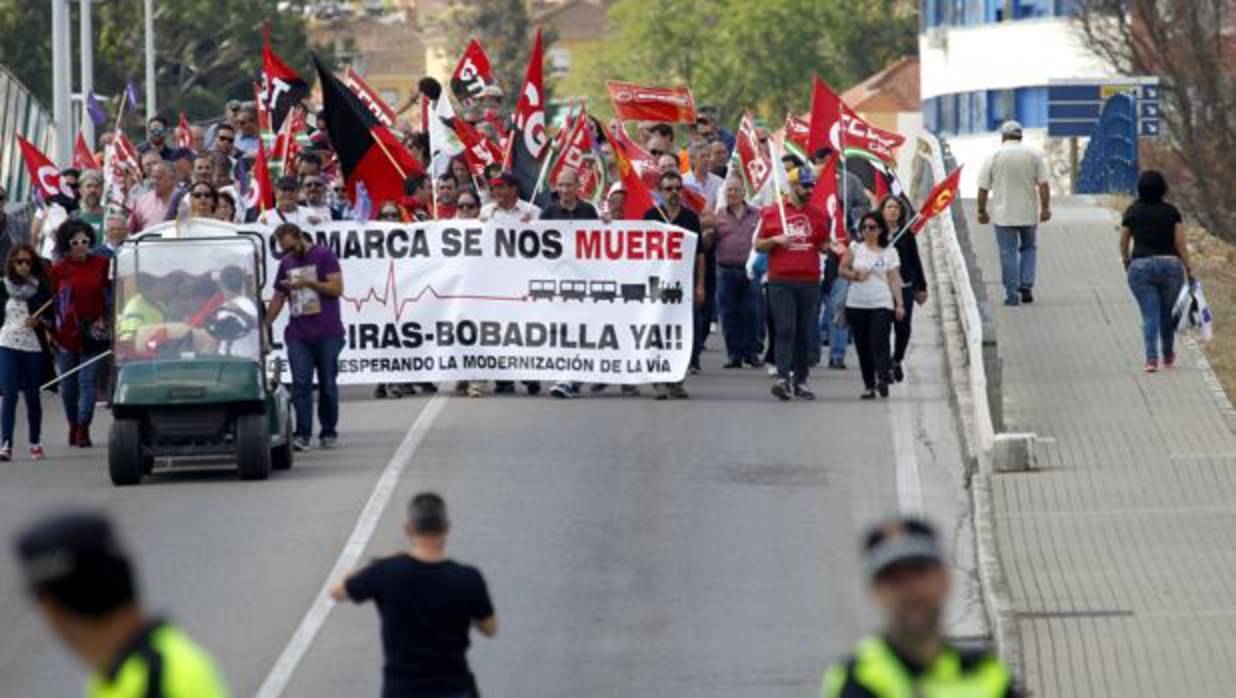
[965,196,1236,696]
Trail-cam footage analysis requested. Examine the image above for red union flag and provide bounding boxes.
[16,136,73,201]
[808,76,905,164]
[344,67,397,128]
[607,81,696,123]
[736,112,772,195]
[911,165,963,234]
[450,39,495,102]
[453,116,504,178]
[605,124,657,219]
[175,112,193,152]
[73,132,100,171]
[784,114,810,151]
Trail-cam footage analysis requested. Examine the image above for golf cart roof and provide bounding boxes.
[135,217,245,240]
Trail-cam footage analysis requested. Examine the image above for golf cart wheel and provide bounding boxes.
[271,415,293,471]
[108,419,144,486]
[236,413,271,481]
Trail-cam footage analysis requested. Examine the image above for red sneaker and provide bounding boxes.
[1145,359,1159,373]
[30,444,44,461]
[1164,353,1177,368]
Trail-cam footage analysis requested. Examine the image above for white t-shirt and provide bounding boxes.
[0,297,41,352]
[976,141,1050,227]
[479,200,541,224]
[845,243,901,310]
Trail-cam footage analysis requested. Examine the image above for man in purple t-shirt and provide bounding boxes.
[266,223,345,450]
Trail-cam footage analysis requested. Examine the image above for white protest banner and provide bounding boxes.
[246,220,698,385]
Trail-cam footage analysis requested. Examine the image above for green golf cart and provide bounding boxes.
[107,219,293,485]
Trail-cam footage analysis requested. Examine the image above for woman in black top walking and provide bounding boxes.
[878,196,928,382]
[1119,170,1194,372]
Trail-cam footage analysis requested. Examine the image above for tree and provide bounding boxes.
[571,0,917,126]
[0,0,328,122]
[1076,0,1236,242]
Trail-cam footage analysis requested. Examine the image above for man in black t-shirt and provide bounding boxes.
[644,171,706,400]
[331,493,497,698]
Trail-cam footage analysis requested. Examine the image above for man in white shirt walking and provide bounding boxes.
[976,120,1051,306]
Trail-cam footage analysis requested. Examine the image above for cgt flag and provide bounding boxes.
[453,116,504,179]
[910,165,963,234]
[605,124,657,219]
[607,81,696,123]
[175,112,194,152]
[450,38,495,103]
[344,67,397,128]
[313,55,423,207]
[807,76,905,165]
[16,136,74,201]
[262,27,310,133]
[73,132,100,171]
[506,28,549,202]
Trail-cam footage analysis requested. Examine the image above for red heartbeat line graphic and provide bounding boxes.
[342,260,527,322]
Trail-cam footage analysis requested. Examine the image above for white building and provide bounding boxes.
[919,0,1115,193]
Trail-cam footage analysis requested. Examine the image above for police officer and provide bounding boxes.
[14,510,229,698]
[822,517,1018,697]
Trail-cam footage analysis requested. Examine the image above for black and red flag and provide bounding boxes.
[504,28,549,203]
[261,26,310,134]
[312,55,423,207]
[450,39,496,103]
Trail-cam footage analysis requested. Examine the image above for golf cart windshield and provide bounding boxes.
[113,238,263,364]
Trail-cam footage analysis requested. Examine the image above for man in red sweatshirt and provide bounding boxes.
[755,166,830,401]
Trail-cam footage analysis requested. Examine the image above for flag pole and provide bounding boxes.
[889,212,921,248]
[42,351,112,391]
[368,128,409,181]
[769,136,789,237]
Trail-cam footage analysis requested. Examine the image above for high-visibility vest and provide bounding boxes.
[822,636,1012,698]
[87,621,229,698]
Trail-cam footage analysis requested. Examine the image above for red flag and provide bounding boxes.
[261,26,310,133]
[453,116,504,178]
[507,29,549,201]
[911,166,963,234]
[607,124,661,193]
[313,55,424,207]
[605,124,657,219]
[680,185,707,213]
[16,136,73,201]
[344,67,397,128]
[175,112,193,152]
[784,114,811,151]
[450,39,495,102]
[249,137,275,213]
[809,153,843,247]
[547,109,605,203]
[113,132,141,175]
[808,76,905,165]
[736,112,772,194]
[254,82,271,134]
[72,132,100,171]
[607,81,696,123]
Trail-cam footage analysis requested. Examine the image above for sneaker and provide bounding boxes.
[653,384,670,400]
[892,363,905,383]
[620,385,641,396]
[388,384,407,398]
[1020,287,1034,304]
[590,383,609,394]
[417,383,438,394]
[467,384,485,398]
[766,364,778,377]
[1145,359,1159,373]
[828,359,846,370]
[793,383,816,401]
[320,436,337,449]
[877,382,890,398]
[525,382,542,395]
[689,363,701,375]
[550,382,576,399]
[373,384,388,399]
[668,383,689,399]
[494,382,515,394]
[745,356,763,368]
[1004,293,1020,307]
[723,359,743,369]
[454,382,469,396]
[293,437,313,452]
[0,442,10,462]
[29,444,44,461]
[1164,353,1177,368]
[771,379,792,401]
[860,390,877,400]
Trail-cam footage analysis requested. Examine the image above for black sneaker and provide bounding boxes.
[668,383,689,399]
[373,384,388,399]
[1020,287,1034,304]
[828,359,846,370]
[877,382,890,398]
[550,382,576,399]
[417,383,438,393]
[745,356,763,368]
[771,379,792,401]
[653,384,670,400]
[793,383,815,400]
[723,360,743,369]
[892,363,905,383]
[525,382,542,395]
[860,390,876,400]
[494,382,515,394]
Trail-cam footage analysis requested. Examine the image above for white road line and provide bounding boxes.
[255,394,449,698]
[891,394,924,515]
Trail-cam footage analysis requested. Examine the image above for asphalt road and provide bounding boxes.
[0,293,983,697]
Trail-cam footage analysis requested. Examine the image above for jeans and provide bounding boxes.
[287,336,344,440]
[828,279,851,363]
[57,350,101,426]
[893,287,916,363]
[995,225,1037,298]
[1127,257,1185,362]
[768,281,821,385]
[847,307,894,390]
[716,265,761,362]
[0,348,43,445]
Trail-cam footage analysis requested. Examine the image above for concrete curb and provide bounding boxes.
[925,213,1025,680]
[1187,335,1236,435]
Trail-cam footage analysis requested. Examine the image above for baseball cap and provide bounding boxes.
[788,166,816,188]
[489,172,520,189]
[15,511,136,616]
[863,517,945,580]
[999,120,1023,136]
